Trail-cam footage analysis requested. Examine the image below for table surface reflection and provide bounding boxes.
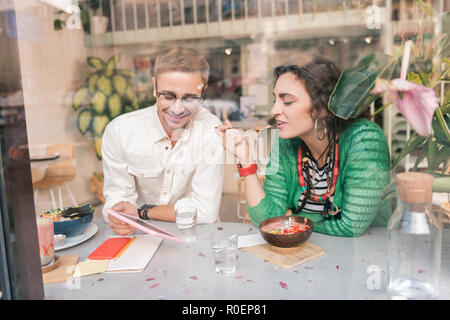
[43,218,450,300]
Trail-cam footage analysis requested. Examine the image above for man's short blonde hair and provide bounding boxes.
[154,47,210,84]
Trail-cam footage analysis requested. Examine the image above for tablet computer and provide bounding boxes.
[105,208,185,243]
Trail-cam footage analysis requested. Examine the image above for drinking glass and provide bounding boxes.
[175,207,197,243]
[36,217,55,266]
[211,233,238,274]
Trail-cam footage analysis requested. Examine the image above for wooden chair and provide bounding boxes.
[33,143,78,211]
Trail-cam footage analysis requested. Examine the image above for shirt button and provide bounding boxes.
[165,146,169,150]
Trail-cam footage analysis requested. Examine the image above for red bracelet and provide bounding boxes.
[237,163,258,177]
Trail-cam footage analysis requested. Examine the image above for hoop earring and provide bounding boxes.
[314,118,327,141]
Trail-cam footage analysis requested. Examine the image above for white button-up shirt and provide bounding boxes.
[101,105,224,224]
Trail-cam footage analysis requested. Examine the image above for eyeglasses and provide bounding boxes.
[156,92,203,110]
[155,82,205,110]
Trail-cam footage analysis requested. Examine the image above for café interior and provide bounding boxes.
[0,0,449,300]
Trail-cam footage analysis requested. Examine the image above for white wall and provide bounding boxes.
[14,0,106,211]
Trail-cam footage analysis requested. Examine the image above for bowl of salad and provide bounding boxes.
[259,215,313,248]
[41,204,95,237]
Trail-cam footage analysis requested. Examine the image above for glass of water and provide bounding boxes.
[175,207,197,243]
[211,233,238,274]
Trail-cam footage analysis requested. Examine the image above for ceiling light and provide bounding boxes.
[364,36,373,44]
[328,38,335,45]
[225,48,232,55]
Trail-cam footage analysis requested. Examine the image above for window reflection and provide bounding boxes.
[0,0,448,296]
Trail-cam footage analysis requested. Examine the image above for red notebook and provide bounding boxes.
[88,237,132,260]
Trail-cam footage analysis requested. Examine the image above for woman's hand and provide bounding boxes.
[108,201,138,236]
[215,120,254,165]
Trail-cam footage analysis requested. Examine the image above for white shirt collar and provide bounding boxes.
[149,104,194,144]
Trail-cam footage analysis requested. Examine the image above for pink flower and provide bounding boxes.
[372,78,439,136]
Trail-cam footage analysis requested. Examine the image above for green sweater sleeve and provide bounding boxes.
[311,121,391,237]
[246,135,290,224]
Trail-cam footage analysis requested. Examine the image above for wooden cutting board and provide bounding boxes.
[42,254,79,285]
[243,242,325,269]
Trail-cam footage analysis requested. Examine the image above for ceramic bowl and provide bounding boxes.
[52,207,94,237]
[258,216,314,248]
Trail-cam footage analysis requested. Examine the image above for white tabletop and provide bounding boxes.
[43,218,450,300]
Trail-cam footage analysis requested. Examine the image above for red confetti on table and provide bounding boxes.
[198,252,206,257]
[234,275,243,279]
[190,276,198,280]
[183,288,192,293]
[279,281,288,289]
[146,277,155,281]
[418,269,425,274]
[149,283,160,289]
[336,265,340,270]
[217,227,223,231]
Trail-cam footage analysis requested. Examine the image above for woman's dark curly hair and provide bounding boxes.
[274,57,354,141]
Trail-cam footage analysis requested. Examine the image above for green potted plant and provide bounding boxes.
[72,53,157,202]
[71,53,152,160]
[328,7,449,198]
[53,0,104,34]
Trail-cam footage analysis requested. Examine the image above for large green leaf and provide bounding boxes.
[391,133,426,170]
[433,112,450,148]
[328,53,399,120]
[380,179,397,201]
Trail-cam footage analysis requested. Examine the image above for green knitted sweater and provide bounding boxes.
[248,118,392,237]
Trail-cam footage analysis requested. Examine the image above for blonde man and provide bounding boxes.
[102,47,224,235]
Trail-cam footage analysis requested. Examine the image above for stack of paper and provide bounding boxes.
[74,234,163,277]
[106,234,162,273]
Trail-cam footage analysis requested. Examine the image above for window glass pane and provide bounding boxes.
[4,0,447,299]
[148,2,159,27]
[160,2,170,26]
[136,3,147,29]
[247,0,258,16]
[125,2,135,30]
[209,0,219,22]
[197,0,207,22]
[184,0,194,24]
[172,0,182,25]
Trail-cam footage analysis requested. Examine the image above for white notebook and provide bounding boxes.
[237,233,266,248]
[106,234,163,273]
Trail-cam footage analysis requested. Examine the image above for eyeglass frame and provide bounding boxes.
[154,81,206,109]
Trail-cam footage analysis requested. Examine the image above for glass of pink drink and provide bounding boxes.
[36,217,54,266]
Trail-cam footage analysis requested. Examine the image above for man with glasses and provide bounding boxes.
[102,47,224,236]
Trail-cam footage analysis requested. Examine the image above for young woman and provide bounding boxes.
[216,57,391,237]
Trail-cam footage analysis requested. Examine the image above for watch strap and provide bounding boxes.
[237,163,258,177]
[138,204,156,220]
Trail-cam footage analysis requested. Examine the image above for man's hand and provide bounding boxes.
[108,201,138,236]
